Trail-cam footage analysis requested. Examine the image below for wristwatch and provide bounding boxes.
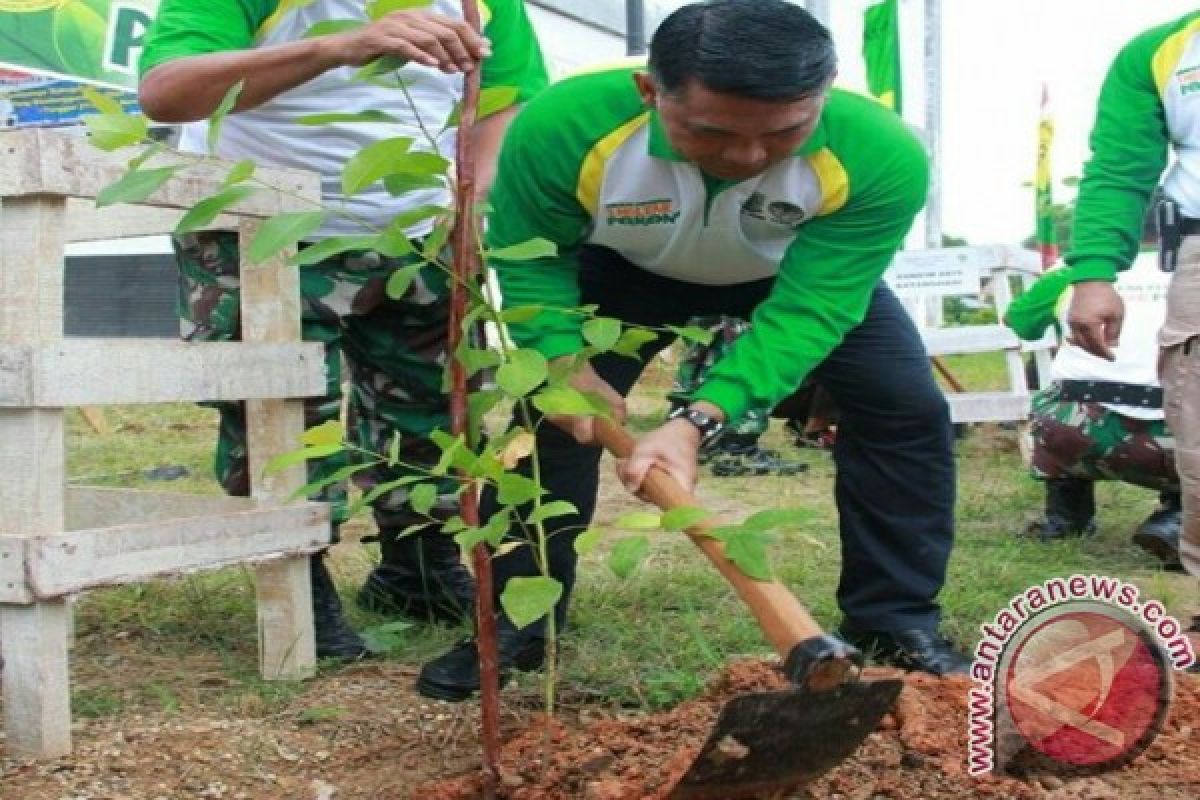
[667,405,726,450]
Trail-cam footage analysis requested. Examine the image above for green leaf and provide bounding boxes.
[390,204,447,230]
[612,328,660,358]
[300,420,345,447]
[360,620,414,654]
[573,528,604,556]
[468,388,505,422]
[175,185,258,234]
[221,160,257,188]
[297,705,348,724]
[455,511,510,550]
[287,462,373,502]
[660,506,712,532]
[81,85,122,115]
[615,511,661,531]
[532,387,608,417]
[723,530,772,581]
[609,535,650,579]
[527,500,578,526]
[409,483,438,515]
[446,86,520,126]
[305,18,364,37]
[263,443,344,475]
[423,220,452,260]
[500,305,543,324]
[497,473,544,506]
[296,109,399,126]
[487,238,558,262]
[127,142,165,171]
[208,80,245,154]
[458,346,503,377]
[353,56,409,83]
[85,112,148,151]
[288,235,377,266]
[431,432,472,476]
[383,172,446,196]
[387,151,452,179]
[368,0,433,19]
[246,212,326,264]
[375,222,417,257]
[96,166,182,207]
[342,136,414,195]
[385,263,423,299]
[667,324,715,345]
[582,317,622,352]
[496,349,548,398]
[501,576,562,630]
[741,508,818,532]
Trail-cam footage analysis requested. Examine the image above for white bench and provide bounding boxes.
[0,129,329,758]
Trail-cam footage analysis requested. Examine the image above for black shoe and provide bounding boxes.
[1187,617,1200,674]
[1132,507,1183,571]
[1022,513,1098,540]
[416,624,547,702]
[837,625,971,676]
[357,527,476,624]
[709,446,809,477]
[310,556,372,661]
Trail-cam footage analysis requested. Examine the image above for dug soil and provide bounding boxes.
[421,662,1200,800]
[7,657,1198,798]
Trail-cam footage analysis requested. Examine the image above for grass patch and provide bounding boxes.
[64,354,1198,715]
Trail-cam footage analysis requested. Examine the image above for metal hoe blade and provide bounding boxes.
[666,679,903,800]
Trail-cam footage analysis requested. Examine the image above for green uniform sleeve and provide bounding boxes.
[1066,24,1172,283]
[139,0,276,76]
[1003,267,1074,341]
[486,88,595,359]
[481,0,549,110]
[694,105,929,421]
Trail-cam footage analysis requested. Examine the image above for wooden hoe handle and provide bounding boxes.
[593,417,827,659]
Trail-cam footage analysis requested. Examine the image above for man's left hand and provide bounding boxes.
[617,418,703,494]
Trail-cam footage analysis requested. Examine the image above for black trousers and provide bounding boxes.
[485,246,956,635]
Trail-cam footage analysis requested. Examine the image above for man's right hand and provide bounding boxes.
[1066,280,1124,361]
[327,10,492,73]
[546,360,627,445]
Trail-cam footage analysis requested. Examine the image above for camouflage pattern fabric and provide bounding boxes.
[669,316,769,437]
[1030,383,1180,492]
[175,230,458,530]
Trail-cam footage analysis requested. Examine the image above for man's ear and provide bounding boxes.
[633,72,658,108]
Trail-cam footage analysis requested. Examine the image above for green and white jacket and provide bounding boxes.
[1068,10,1200,284]
[141,0,547,238]
[487,65,929,422]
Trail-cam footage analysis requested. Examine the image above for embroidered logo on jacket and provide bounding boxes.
[605,199,680,226]
[741,193,808,228]
[1176,65,1200,95]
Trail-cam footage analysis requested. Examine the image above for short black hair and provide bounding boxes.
[648,0,837,101]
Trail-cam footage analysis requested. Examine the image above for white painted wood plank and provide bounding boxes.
[1,130,318,215]
[0,537,31,604]
[0,601,72,758]
[922,324,1020,355]
[27,496,329,598]
[238,218,319,681]
[0,341,326,407]
[64,200,248,242]
[946,391,1032,423]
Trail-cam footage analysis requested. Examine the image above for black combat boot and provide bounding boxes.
[1023,477,1097,540]
[310,554,372,661]
[357,526,476,624]
[1132,491,1183,570]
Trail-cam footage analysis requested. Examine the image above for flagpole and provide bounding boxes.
[923,0,943,250]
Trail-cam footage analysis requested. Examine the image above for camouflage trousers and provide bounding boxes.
[1029,384,1180,492]
[175,230,457,530]
[669,316,769,437]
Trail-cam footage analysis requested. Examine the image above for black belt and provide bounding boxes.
[1058,380,1162,409]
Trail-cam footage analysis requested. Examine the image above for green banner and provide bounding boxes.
[862,0,902,113]
[0,0,159,90]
